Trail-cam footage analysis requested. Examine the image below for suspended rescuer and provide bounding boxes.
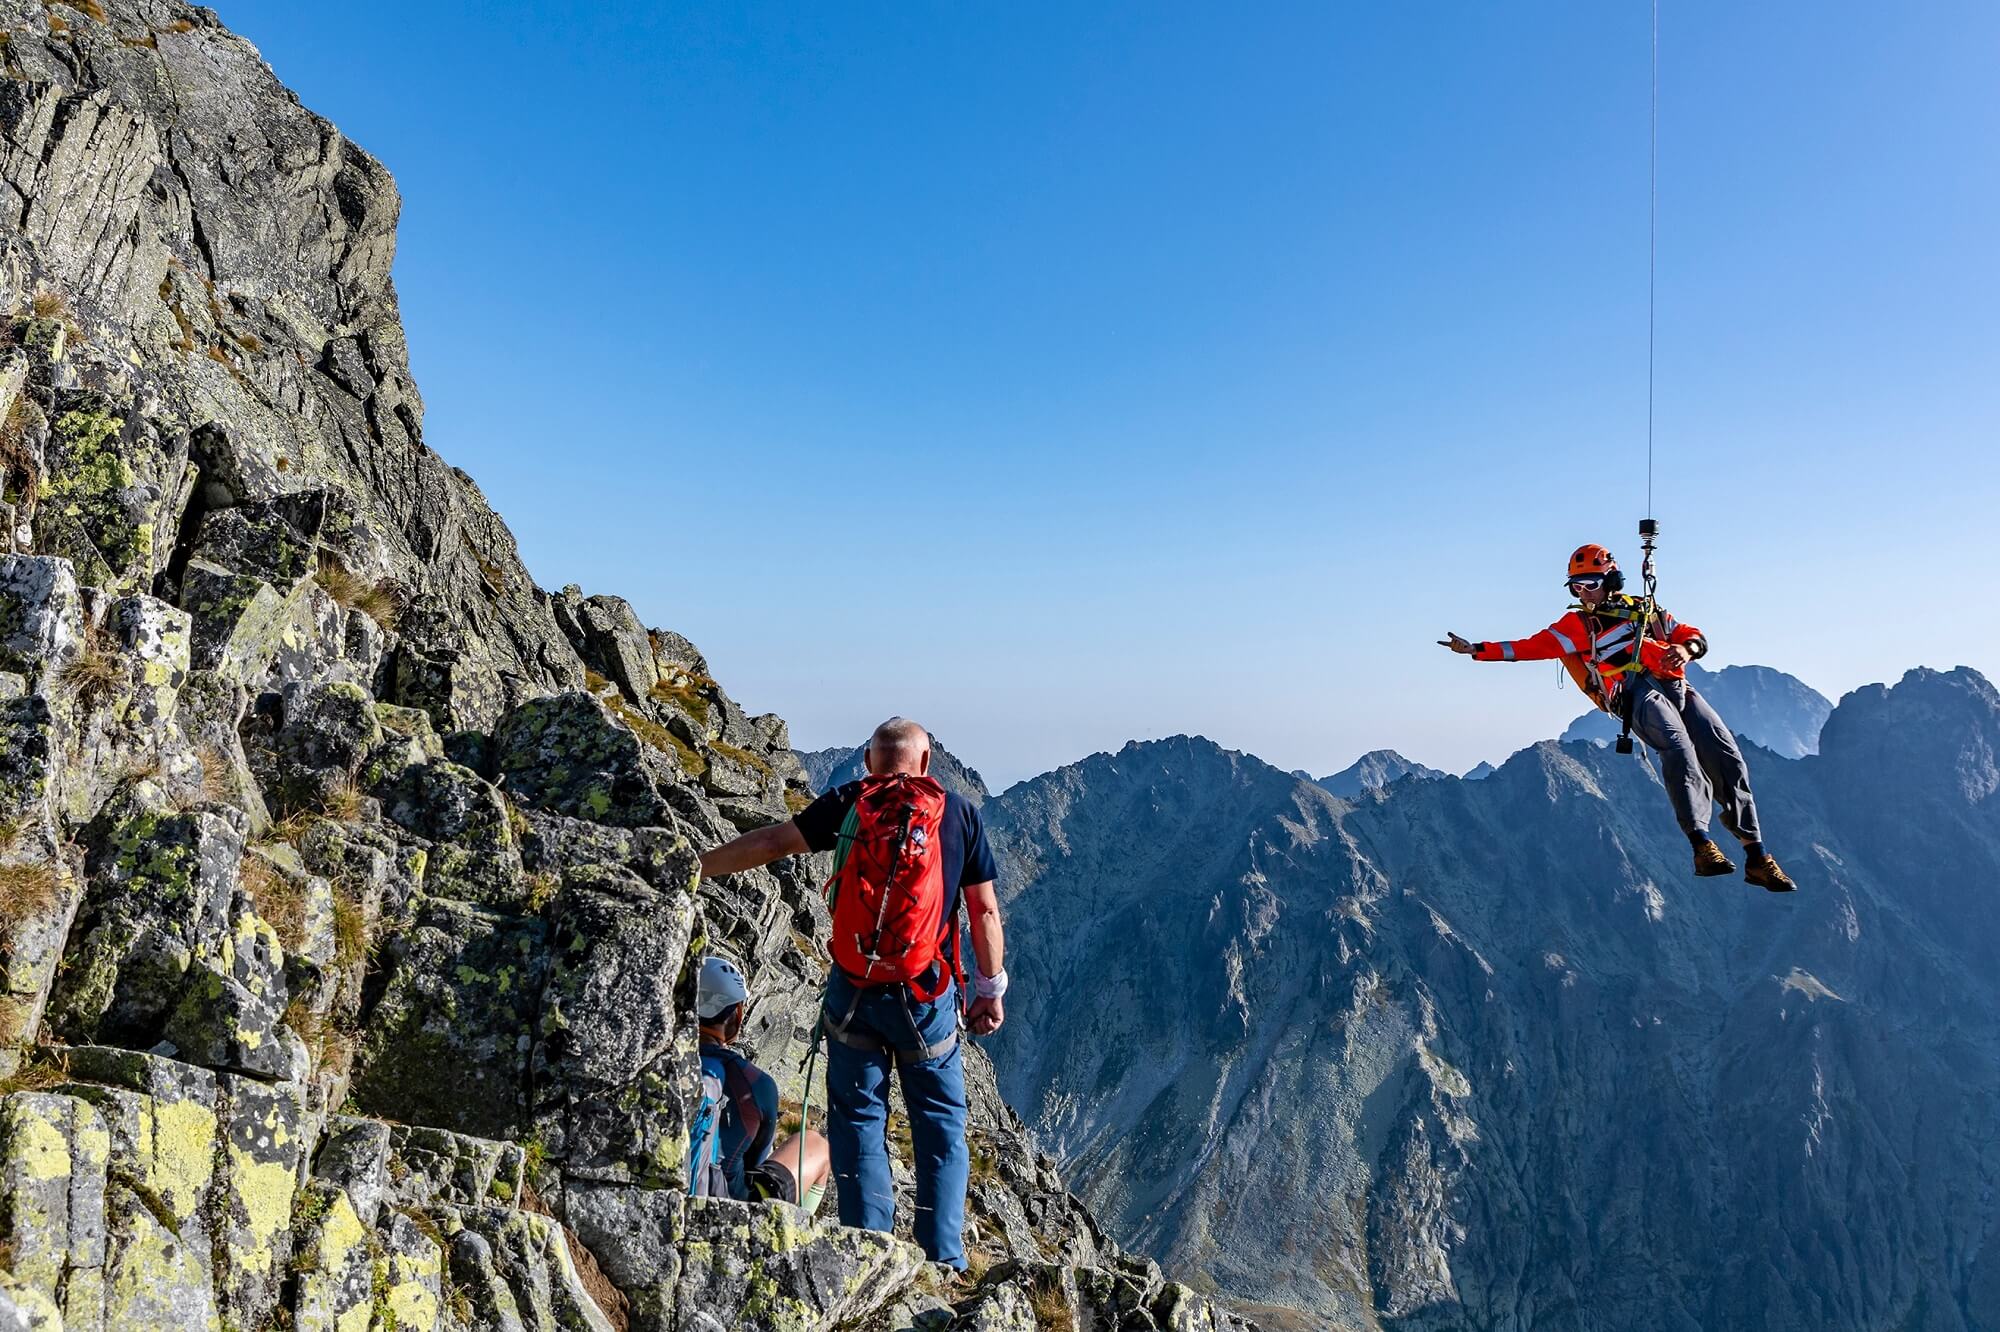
[686,955,834,1213]
[697,717,1007,1269]
[1440,543,1796,892]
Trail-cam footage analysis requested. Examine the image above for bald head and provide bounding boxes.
[865,718,931,777]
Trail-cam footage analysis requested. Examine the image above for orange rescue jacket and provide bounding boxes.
[1473,594,1703,713]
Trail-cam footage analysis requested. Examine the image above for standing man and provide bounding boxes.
[1442,543,1795,892]
[698,718,1007,1268]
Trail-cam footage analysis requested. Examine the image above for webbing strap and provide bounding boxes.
[820,1011,958,1063]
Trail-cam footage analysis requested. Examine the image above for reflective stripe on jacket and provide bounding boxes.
[1473,595,1703,712]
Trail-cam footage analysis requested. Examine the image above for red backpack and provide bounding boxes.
[826,774,959,1001]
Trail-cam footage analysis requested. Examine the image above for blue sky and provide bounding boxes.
[225,1,1997,790]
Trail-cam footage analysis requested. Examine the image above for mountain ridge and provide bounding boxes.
[982,664,2000,1329]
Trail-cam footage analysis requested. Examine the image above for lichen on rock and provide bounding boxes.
[0,4,1259,1329]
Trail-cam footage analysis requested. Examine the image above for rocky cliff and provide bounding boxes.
[0,5,1250,1330]
[984,671,2000,1329]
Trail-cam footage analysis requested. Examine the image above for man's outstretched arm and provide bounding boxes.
[1441,615,1582,662]
[699,820,810,879]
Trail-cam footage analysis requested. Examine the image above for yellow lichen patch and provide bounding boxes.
[315,1192,369,1272]
[141,1095,218,1222]
[233,909,286,988]
[4,1096,74,1181]
[104,1186,222,1332]
[384,1244,442,1329]
[225,1140,299,1276]
[0,1273,61,1327]
[293,1192,377,1332]
[73,1098,109,1170]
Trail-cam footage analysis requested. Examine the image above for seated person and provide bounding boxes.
[690,956,831,1212]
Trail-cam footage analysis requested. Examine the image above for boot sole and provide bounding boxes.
[1746,876,1796,893]
[1693,862,1736,878]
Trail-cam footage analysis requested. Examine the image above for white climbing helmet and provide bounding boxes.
[694,955,749,1021]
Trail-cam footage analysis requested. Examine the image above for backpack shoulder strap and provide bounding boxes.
[823,796,865,911]
[713,1048,766,1143]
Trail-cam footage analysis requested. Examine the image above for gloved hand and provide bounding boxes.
[1439,632,1476,655]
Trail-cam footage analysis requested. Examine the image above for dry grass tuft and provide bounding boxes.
[0,1046,70,1097]
[269,809,320,849]
[320,779,365,824]
[283,995,355,1078]
[1028,1270,1076,1332]
[314,555,402,630]
[331,891,367,972]
[0,392,38,508]
[44,0,110,21]
[29,289,73,325]
[960,1246,999,1286]
[968,1131,1000,1186]
[606,695,707,778]
[0,861,65,919]
[647,673,713,724]
[196,742,238,805]
[59,627,123,709]
[710,738,772,777]
[242,854,307,952]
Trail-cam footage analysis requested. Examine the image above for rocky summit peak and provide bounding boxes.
[0,5,1253,1330]
[1315,747,1448,799]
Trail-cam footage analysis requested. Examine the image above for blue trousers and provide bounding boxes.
[821,971,968,1267]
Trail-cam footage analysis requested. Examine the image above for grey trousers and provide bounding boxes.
[1624,675,1762,846]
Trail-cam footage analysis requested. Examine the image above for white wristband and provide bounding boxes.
[974,969,1008,1001]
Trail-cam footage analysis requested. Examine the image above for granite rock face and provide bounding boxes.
[986,670,2000,1330]
[0,4,1249,1329]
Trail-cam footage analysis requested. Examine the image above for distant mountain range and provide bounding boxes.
[1316,749,1450,799]
[794,733,991,805]
[1560,662,1834,758]
[980,666,2000,1330]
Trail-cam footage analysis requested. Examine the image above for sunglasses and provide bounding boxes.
[1567,575,1608,591]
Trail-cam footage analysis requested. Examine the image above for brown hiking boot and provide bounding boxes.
[1743,854,1796,893]
[1692,840,1736,877]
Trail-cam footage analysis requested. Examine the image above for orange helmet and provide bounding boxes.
[1567,544,1617,579]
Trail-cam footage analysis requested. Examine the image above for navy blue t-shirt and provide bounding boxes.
[793,782,997,919]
